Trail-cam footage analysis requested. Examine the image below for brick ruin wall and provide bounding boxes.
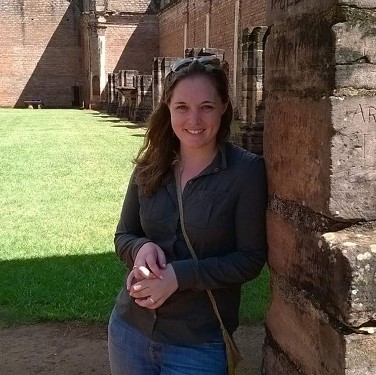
[0,0,83,108]
[0,0,159,109]
[103,14,158,75]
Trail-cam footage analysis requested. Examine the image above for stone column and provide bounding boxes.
[107,72,119,115]
[107,72,116,114]
[263,1,376,374]
[135,74,153,122]
[97,18,107,103]
[238,26,267,155]
[152,57,177,109]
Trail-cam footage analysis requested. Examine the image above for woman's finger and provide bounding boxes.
[130,287,153,299]
[135,296,165,309]
[137,265,152,278]
[126,270,136,290]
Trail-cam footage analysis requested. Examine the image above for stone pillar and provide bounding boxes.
[116,70,138,119]
[237,26,267,155]
[135,74,153,121]
[107,72,117,114]
[152,57,177,109]
[97,19,107,103]
[263,1,376,374]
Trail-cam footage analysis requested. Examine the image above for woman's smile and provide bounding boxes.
[186,129,205,135]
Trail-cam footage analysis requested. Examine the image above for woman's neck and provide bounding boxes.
[178,145,218,189]
[179,145,218,169]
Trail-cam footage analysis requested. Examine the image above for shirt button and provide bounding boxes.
[153,314,157,319]
[214,167,219,172]
[172,234,177,240]
[189,181,193,185]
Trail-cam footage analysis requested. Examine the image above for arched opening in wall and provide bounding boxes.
[92,75,100,97]
[72,85,82,107]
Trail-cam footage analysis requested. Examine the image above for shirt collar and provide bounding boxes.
[164,142,229,185]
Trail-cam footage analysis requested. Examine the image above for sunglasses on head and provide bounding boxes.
[170,55,221,72]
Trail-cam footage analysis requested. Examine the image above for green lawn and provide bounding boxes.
[0,108,269,326]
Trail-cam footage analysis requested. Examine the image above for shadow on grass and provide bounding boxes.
[87,110,147,130]
[111,124,146,129]
[0,253,125,327]
[0,254,270,327]
[104,119,123,123]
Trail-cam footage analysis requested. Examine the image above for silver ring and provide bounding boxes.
[149,297,156,304]
[132,266,138,270]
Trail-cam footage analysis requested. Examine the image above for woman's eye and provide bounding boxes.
[202,105,213,110]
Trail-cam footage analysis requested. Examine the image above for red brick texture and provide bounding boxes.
[0,0,83,108]
[104,15,159,75]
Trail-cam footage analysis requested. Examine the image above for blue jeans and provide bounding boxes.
[108,307,227,375]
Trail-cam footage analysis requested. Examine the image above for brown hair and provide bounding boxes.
[134,59,233,196]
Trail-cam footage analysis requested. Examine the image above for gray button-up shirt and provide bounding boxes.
[114,142,267,345]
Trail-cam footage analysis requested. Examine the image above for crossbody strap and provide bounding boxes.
[174,165,227,333]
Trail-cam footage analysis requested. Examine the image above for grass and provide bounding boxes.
[0,108,269,326]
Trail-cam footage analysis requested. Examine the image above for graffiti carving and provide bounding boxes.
[351,104,376,123]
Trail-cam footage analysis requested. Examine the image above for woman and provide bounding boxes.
[108,56,267,375]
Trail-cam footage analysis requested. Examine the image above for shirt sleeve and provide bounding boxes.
[114,170,151,267]
[171,157,268,291]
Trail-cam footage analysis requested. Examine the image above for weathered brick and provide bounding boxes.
[345,333,376,375]
[265,285,376,375]
[264,20,335,94]
[0,0,83,107]
[267,0,376,24]
[267,211,376,326]
[321,224,376,326]
[262,340,304,375]
[264,95,376,220]
[264,97,332,214]
[265,286,345,374]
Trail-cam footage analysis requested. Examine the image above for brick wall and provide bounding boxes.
[158,0,266,116]
[104,14,159,75]
[107,0,158,13]
[0,0,83,108]
[158,1,186,57]
[240,0,266,27]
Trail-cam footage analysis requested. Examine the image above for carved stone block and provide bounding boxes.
[264,95,376,220]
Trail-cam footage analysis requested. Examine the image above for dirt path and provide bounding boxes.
[0,323,264,374]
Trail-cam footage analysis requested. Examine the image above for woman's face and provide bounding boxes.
[168,75,228,155]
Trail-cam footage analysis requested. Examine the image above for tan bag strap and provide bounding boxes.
[174,165,228,334]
